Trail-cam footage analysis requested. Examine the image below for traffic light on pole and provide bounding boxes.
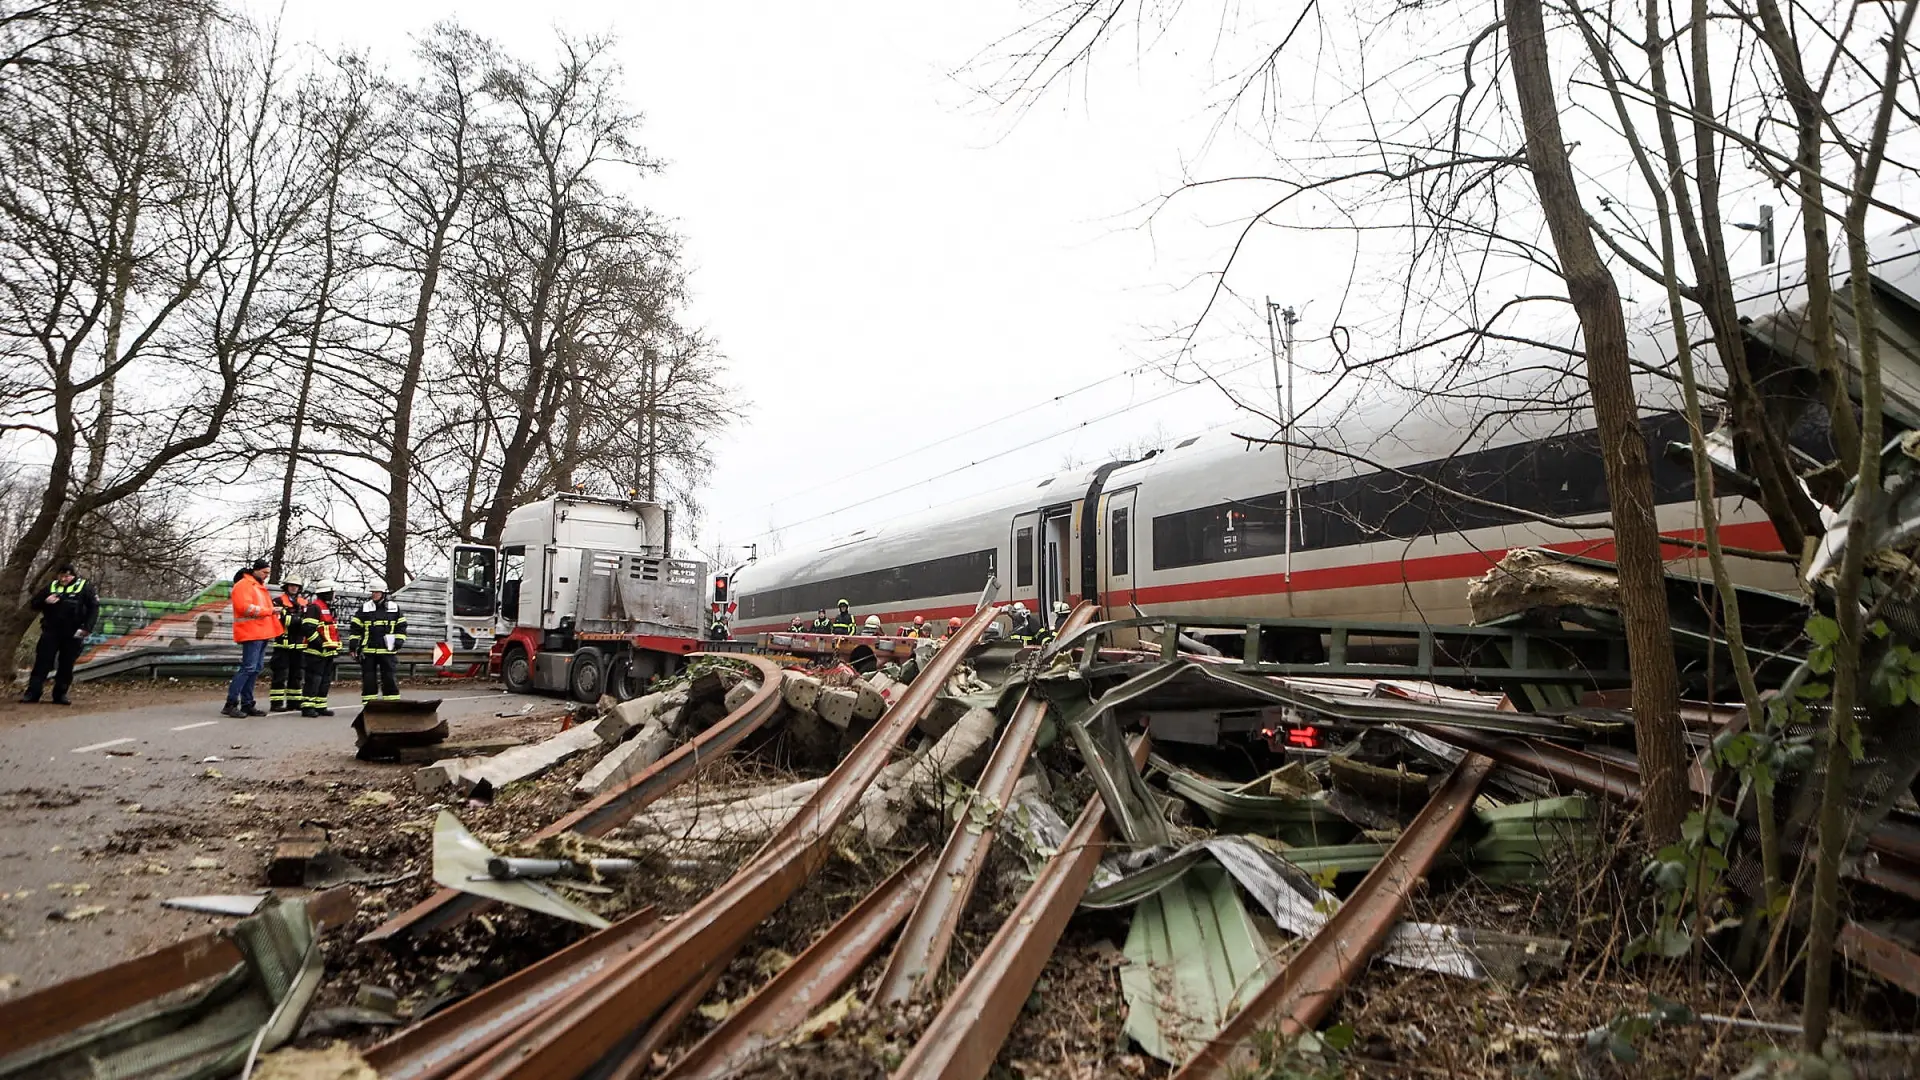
[713,575,729,604]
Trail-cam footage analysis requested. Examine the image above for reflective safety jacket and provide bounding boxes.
[31,576,98,639]
[273,594,310,650]
[303,598,341,655]
[350,599,407,654]
[828,611,857,635]
[231,575,281,643]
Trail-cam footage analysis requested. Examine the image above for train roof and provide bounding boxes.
[736,463,1112,594]
[739,227,1920,594]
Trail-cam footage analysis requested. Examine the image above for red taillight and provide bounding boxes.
[1284,726,1321,749]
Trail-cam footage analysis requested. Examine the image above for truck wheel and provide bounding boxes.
[605,655,644,701]
[569,647,607,703]
[502,645,534,695]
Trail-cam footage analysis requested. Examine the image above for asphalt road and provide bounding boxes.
[0,679,532,996]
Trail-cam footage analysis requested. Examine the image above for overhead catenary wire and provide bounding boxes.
[760,355,1181,510]
[741,356,1269,545]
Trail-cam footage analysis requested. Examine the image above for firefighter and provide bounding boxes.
[903,615,927,638]
[944,616,963,638]
[350,585,407,702]
[299,580,342,717]
[809,609,832,633]
[1035,600,1071,648]
[1006,602,1039,644]
[20,563,98,705]
[828,599,856,635]
[269,577,309,712]
[861,614,883,635]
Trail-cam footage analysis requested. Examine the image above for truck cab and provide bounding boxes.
[447,494,708,700]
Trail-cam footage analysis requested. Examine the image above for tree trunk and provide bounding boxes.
[273,150,344,577]
[1505,0,1687,844]
[1801,0,1917,1049]
[384,216,453,589]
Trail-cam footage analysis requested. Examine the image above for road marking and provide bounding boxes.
[70,737,136,754]
[170,721,219,732]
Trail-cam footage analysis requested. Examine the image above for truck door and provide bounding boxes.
[1008,510,1040,615]
[446,544,500,649]
[1101,489,1137,614]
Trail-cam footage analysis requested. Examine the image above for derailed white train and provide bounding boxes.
[735,231,1920,635]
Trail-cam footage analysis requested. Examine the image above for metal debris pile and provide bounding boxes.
[5,584,1920,1079]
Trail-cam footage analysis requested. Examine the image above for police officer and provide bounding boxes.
[788,616,808,633]
[828,599,856,635]
[708,615,731,641]
[809,609,832,633]
[350,585,407,702]
[20,563,98,705]
[299,581,342,717]
[269,577,309,712]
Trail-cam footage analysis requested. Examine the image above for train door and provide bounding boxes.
[1101,488,1137,614]
[1008,510,1040,613]
[1042,507,1071,614]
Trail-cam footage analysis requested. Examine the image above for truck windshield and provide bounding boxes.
[451,548,498,617]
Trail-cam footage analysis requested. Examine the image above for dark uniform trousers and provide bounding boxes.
[361,654,398,701]
[350,601,406,702]
[26,634,83,702]
[269,645,305,709]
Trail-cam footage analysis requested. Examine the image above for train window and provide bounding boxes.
[1015,528,1034,587]
[739,548,997,619]
[1149,412,1700,570]
[1111,509,1129,575]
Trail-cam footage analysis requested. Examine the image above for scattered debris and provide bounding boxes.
[0,895,337,1079]
[161,894,268,917]
[249,1041,377,1080]
[458,724,604,801]
[13,600,1920,1078]
[429,810,608,929]
[1121,865,1275,1064]
[352,698,449,761]
[268,827,329,887]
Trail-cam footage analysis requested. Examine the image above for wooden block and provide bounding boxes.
[267,826,328,887]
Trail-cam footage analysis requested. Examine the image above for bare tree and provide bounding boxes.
[0,7,331,677]
[267,54,374,576]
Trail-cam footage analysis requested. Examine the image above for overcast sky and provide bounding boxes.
[264,0,1893,579]
[267,0,1344,568]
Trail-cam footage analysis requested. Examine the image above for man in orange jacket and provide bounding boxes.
[224,558,281,717]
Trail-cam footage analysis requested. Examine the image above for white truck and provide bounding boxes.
[444,493,710,701]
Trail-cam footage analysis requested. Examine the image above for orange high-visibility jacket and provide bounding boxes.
[231,575,282,643]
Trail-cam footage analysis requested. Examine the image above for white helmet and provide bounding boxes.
[862,614,883,631]
[312,580,339,594]
[280,576,304,590]
[1053,600,1070,615]
[1011,602,1028,614]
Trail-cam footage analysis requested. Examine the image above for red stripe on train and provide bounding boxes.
[734,520,1784,633]
[1127,520,1783,605]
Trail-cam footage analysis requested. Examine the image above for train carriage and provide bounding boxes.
[735,231,1920,636]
